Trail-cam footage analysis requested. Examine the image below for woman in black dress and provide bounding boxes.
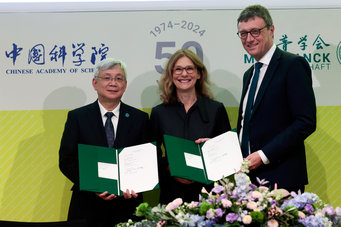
[150,49,231,204]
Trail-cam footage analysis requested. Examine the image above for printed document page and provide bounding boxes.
[201,131,243,181]
[119,143,158,193]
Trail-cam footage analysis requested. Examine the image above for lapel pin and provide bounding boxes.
[125,113,130,118]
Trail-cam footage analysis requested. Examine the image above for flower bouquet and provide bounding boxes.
[117,161,341,226]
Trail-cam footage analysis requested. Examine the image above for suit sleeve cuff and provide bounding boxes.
[257,150,270,164]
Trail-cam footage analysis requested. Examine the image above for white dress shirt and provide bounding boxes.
[240,44,276,164]
[98,101,120,140]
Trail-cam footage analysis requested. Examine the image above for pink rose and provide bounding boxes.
[242,215,252,224]
[252,191,262,199]
[267,219,279,227]
[221,199,232,208]
[165,198,183,211]
[247,201,258,210]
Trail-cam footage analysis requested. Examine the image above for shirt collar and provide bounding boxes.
[258,44,276,65]
[98,100,121,118]
[176,94,201,107]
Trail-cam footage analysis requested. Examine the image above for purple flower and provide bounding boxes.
[298,215,331,226]
[336,207,341,216]
[215,208,224,217]
[230,189,238,199]
[216,194,227,204]
[212,185,224,194]
[256,177,269,185]
[226,212,239,223]
[249,183,258,190]
[281,192,320,210]
[206,208,215,219]
[221,199,232,208]
[185,214,205,227]
[304,204,314,214]
[324,205,336,216]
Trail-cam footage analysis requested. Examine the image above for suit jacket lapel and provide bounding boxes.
[114,102,130,148]
[87,100,107,146]
[252,48,281,115]
[237,66,254,134]
[240,66,254,108]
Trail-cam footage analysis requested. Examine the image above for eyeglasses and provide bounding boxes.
[97,76,125,83]
[173,66,196,75]
[237,25,268,40]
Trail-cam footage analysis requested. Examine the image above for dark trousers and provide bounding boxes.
[68,190,142,227]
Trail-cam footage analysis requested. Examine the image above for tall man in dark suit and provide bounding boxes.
[236,5,316,193]
[59,58,149,227]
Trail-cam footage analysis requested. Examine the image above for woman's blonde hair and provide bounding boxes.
[159,49,213,104]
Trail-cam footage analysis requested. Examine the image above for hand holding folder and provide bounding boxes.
[78,142,159,195]
[164,131,243,184]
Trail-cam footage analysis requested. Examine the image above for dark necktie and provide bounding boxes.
[105,112,115,148]
[241,62,263,156]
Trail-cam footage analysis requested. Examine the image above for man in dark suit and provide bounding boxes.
[236,5,316,193]
[59,58,149,227]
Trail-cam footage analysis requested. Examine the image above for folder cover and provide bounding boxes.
[164,131,243,184]
[78,142,159,195]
